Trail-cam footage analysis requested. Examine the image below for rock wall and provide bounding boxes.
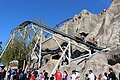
[57,0,120,79]
[38,0,120,79]
[59,0,120,48]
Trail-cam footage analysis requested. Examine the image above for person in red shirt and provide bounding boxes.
[54,69,62,80]
[30,73,35,80]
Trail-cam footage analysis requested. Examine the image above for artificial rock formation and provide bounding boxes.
[57,0,120,79]
[37,0,120,79]
[59,0,120,47]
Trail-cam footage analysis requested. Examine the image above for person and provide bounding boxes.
[85,74,89,80]
[0,68,6,80]
[97,74,102,80]
[2,69,6,80]
[88,70,95,80]
[75,33,85,41]
[108,68,118,80]
[16,69,20,80]
[103,72,108,80]
[43,70,49,80]
[11,70,16,80]
[62,71,68,80]
[28,73,32,80]
[88,38,97,45]
[54,69,62,80]
[23,72,27,80]
[19,71,24,80]
[71,70,77,80]
[30,73,35,80]
[39,72,44,80]
[7,69,12,80]
[76,71,80,80]
[33,68,38,79]
[35,75,40,80]
[0,71,2,80]
[119,73,120,80]
[50,74,54,80]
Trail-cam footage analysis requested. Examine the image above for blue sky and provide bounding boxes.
[0,0,112,48]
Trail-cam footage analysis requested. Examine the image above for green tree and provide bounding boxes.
[2,19,46,67]
[1,39,29,67]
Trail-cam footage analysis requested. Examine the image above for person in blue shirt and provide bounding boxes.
[7,69,12,80]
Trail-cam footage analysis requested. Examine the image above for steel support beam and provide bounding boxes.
[50,43,69,77]
[38,30,43,67]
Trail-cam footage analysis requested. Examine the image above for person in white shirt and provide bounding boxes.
[88,70,95,80]
[103,72,108,80]
[71,70,77,80]
[76,71,80,80]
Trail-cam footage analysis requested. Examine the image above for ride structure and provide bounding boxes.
[0,18,104,77]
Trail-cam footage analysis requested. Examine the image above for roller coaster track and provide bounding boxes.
[17,21,103,51]
[45,18,73,37]
[0,20,104,59]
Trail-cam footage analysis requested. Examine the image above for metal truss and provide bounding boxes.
[1,21,92,77]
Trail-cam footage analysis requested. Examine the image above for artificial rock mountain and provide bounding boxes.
[39,0,120,79]
[58,0,120,79]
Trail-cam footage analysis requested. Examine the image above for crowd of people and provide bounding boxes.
[84,68,119,80]
[0,67,120,80]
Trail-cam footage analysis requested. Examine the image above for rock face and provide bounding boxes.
[58,0,120,58]
[59,0,120,47]
[39,0,120,79]
[57,0,120,79]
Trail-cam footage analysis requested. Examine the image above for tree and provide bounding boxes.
[1,39,29,67]
[1,19,45,67]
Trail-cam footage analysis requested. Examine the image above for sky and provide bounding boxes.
[0,0,112,48]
